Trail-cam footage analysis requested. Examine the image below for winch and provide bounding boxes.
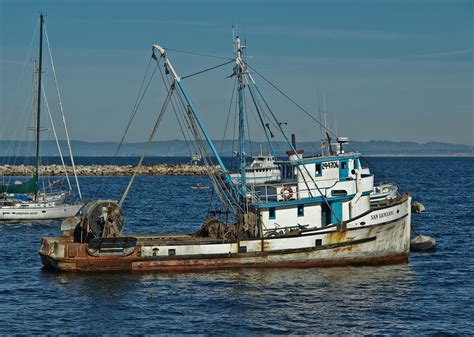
[67,200,125,243]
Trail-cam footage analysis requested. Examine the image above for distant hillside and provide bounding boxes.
[0,139,472,157]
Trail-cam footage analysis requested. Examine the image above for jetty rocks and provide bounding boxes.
[0,164,221,176]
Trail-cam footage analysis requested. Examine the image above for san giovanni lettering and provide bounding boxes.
[371,210,394,220]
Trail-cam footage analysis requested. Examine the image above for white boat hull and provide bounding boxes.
[0,203,82,221]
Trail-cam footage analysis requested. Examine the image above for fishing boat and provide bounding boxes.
[39,36,411,271]
[1,14,82,221]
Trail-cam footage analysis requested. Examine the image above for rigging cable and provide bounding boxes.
[44,25,82,199]
[247,76,344,223]
[246,84,276,156]
[0,20,39,143]
[173,82,240,213]
[41,84,73,192]
[219,77,237,153]
[119,81,175,207]
[156,58,218,210]
[157,53,244,211]
[247,63,385,181]
[181,60,234,80]
[115,59,157,157]
[94,58,157,196]
[163,47,233,61]
[154,55,237,213]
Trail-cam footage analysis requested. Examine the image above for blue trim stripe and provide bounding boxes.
[257,190,371,209]
[276,153,360,167]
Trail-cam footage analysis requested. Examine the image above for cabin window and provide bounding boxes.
[297,204,304,217]
[341,161,347,169]
[315,163,322,176]
[315,239,322,246]
[332,190,347,197]
[168,249,176,256]
[269,207,276,220]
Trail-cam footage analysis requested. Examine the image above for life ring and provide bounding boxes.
[280,185,293,201]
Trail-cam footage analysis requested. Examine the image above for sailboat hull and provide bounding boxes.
[39,197,411,272]
[0,203,82,221]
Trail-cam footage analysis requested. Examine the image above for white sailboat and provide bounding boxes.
[0,14,82,221]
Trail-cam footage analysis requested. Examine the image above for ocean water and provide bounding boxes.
[0,157,473,334]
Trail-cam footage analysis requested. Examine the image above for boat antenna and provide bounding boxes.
[323,91,328,155]
[323,92,327,132]
[317,87,323,154]
[326,131,334,155]
[232,25,236,54]
[34,13,44,202]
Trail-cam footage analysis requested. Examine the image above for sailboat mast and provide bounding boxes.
[235,36,246,201]
[35,14,44,200]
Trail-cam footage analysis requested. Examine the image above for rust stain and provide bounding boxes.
[67,243,84,258]
[262,240,271,252]
[327,229,347,244]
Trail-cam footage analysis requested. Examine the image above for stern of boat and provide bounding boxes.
[39,236,72,271]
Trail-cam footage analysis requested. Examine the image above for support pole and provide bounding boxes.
[34,14,44,201]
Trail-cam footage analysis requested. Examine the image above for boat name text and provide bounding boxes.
[371,210,394,220]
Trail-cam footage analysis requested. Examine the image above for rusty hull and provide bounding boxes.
[39,239,408,272]
[39,218,410,272]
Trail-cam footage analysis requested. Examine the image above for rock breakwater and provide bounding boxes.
[0,164,220,176]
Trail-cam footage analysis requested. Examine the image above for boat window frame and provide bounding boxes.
[297,204,304,217]
[315,163,322,176]
[269,207,276,220]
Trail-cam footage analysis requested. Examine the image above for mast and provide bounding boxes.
[35,13,44,201]
[235,35,246,202]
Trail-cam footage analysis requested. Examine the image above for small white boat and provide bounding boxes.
[191,184,209,190]
[231,154,281,185]
[370,182,398,203]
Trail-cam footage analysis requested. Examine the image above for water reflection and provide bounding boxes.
[39,264,415,333]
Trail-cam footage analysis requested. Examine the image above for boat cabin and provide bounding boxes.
[250,149,374,235]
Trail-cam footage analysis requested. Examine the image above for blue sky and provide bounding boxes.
[1,0,473,146]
